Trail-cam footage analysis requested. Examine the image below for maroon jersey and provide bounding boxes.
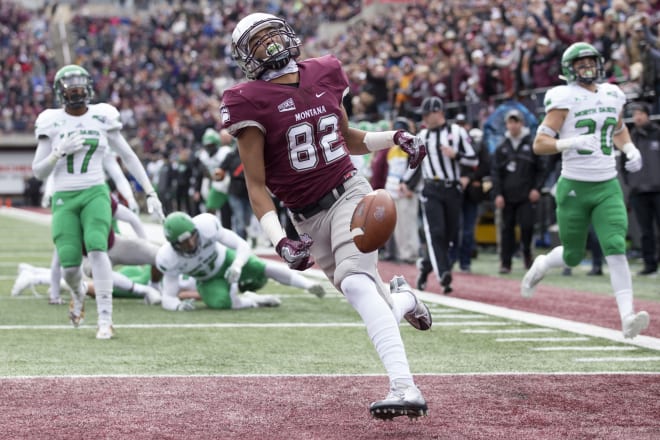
[220,55,356,209]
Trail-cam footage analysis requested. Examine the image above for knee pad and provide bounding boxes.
[600,232,626,256]
[84,229,109,253]
[58,244,83,268]
[563,247,585,267]
[204,295,232,310]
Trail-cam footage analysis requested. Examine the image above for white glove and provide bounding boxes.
[176,298,195,311]
[622,143,642,173]
[224,264,242,284]
[556,134,600,153]
[146,192,165,222]
[53,133,85,158]
[127,198,140,215]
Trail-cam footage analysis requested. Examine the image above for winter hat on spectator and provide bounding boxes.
[537,37,550,47]
[630,102,650,115]
[505,109,523,122]
[471,49,484,60]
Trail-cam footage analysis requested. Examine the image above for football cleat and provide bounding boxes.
[390,276,432,331]
[440,271,453,295]
[370,381,428,420]
[68,282,87,328]
[521,255,548,298]
[11,270,39,297]
[142,285,162,306]
[622,311,650,339]
[243,291,281,307]
[415,258,430,291]
[96,324,115,340]
[307,283,326,298]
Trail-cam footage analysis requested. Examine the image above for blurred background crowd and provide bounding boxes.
[2,0,659,271]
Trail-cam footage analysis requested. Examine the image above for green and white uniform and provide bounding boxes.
[35,103,122,267]
[197,146,232,210]
[545,82,628,265]
[156,213,267,310]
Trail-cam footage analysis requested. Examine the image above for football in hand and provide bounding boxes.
[350,189,397,253]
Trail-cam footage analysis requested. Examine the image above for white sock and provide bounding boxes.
[606,254,634,320]
[543,246,566,269]
[390,290,416,323]
[88,251,113,326]
[341,274,413,386]
[264,262,313,290]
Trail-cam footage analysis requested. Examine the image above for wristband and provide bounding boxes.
[621,142,636,154]
[364,131,397,152]
[259,210,286,248]
[555,138,574,152]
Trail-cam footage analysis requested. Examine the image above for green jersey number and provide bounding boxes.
[66,138,99,174]
[574,116,618,155]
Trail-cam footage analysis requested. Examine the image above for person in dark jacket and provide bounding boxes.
[491,109,547,273]
[623,102,660,275]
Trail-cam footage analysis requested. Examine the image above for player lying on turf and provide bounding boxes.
[156,211,326,311]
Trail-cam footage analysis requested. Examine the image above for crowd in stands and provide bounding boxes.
[2,0,660,265]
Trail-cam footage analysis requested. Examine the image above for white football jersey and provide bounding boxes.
[155,213,230,281]
[34,103,123,191]
[544,82,627,182]
[197,146,232,192]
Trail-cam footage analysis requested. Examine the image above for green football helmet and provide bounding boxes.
[560,42,604,85]
[202,128,221,147]
[164,212,199,255]
[53,64,94,109]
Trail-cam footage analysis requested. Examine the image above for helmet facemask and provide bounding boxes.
[171,229,200,255]
[560,43,604,85]
[570,56,603,85]
[232,14,301,80]
[55,72,94,110]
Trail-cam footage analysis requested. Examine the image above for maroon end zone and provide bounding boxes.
[1,375,659,439]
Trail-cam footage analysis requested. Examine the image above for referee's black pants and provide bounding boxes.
[419,181,463,279]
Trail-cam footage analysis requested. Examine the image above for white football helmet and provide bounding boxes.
[231,13,301,80]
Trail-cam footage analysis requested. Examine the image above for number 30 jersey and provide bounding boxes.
[544,82,627,182]
[220,55,356,209]
[34,103,122,192]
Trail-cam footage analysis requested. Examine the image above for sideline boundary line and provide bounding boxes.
[3,208,659,351]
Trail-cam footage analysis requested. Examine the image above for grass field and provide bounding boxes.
[1,208,658,377]
[1,208,659,439]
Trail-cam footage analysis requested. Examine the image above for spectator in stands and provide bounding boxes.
[623,102,660,276]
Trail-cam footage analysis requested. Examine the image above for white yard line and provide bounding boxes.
[463,328,558,334]
[532,346,638,351]
[496,337,590,342]
[3,207,660,352]
[573,357,660,363]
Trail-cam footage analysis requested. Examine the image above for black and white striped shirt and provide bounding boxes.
[403,123,478,183]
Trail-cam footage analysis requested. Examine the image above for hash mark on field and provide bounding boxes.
[573,357,660,363]
[496,337,590,342]
[434,321,510,326]
[462,328,557,334]
[532,346,638,351]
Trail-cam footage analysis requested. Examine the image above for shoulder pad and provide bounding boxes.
[543,85,572,112]
[89,103,122,130]
[34,109,64,139]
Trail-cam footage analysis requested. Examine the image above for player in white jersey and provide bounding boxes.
[156,212,326,311]
[521,43,649,339]
[197,128,233,215]
[31,64,165,339]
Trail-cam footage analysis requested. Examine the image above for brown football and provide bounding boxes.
[350,189,397,253]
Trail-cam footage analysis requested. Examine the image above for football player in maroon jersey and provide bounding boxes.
[221,13,431,419]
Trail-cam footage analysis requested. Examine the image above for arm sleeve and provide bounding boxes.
[103,154,135,204]
[107,130,155,194]
[217,227,252,268]
[160,273,182,311]
[32,137,58,180]
[114,204,147,239]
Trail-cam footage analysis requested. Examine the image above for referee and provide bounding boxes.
[403,97,478,293]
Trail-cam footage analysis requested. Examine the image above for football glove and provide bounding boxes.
[224,264,242,284]
[556,133,600,153]
[623,145,642,173]
[276,234,314,271]
[53,133,85,158]
[394,130,427,168]
[146,192,165,222]
[176,298,195,311]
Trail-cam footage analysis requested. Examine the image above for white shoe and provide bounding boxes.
[521,255,548,298]
[68,282,87,327]
[390,275,432,331]
[11,270,37,297]
[96,324,115,340]
[370,381,428,420]
[142,285,162,306]
[307,283,326,298]
[243,291,281,307]
[622,311,650,339]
